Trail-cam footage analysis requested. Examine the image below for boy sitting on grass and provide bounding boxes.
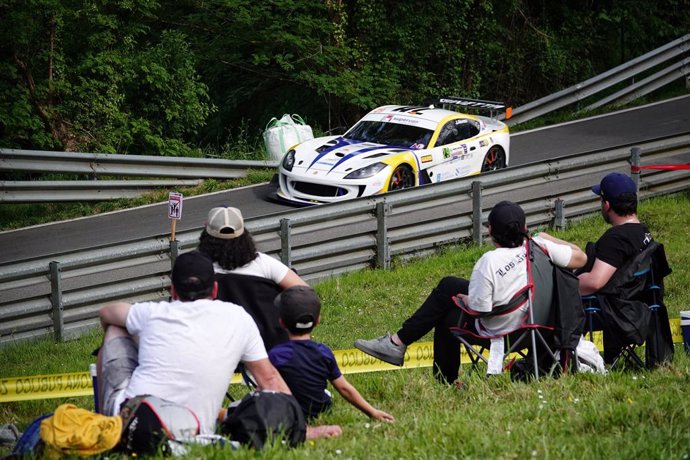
[268,286,395,423]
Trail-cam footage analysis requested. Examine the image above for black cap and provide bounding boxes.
[171,251,215,299]
[488,201,526,234]
[592,172,637,205]
[274,286,321,331]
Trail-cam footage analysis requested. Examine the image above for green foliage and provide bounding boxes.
[0,0,212,154]
[1,0,689,153]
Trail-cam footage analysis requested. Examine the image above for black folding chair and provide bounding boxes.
[582,241,672,370]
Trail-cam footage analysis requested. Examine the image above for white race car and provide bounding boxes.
[276,97,510,205]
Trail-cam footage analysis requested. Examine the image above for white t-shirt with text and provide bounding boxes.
[468,236,573,336]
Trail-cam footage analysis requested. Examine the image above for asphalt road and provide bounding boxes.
[1,95,688,266]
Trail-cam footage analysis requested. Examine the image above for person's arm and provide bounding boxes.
[330,376,394,422]
[534,232,587,269]
[244,358,291,394]
[578,258,617,295]
[99,302,131,330]
[278,269,308,289]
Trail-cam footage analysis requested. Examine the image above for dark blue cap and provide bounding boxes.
[592,172,637,204]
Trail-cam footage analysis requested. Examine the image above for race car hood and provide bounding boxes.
[291,136,407,176]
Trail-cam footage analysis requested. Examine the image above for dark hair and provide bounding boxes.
[490,222,526,248]
[198,229,258,270]
[609,192,637,216]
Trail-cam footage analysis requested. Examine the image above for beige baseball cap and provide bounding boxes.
[205,207,245,239]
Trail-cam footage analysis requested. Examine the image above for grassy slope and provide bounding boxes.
[1,193,689,459]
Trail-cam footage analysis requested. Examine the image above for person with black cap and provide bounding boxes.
[269,286,395,422]
[577,172,653,294]
[355,201,586,384]
[96,251,290,435]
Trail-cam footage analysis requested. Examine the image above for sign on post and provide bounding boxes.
[168,192,183,241]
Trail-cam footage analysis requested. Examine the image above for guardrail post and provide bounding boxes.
[49,261,64,342]
[554,199,566,230]
[169,240,180,270]
[472,181,483,246]
[375,201,391,269]
[630,146,641,205]
[280,218,292,268]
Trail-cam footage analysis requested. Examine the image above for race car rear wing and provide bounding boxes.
[438,96,512,120]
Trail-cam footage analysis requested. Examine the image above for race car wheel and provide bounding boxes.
[388,165,415,191]
[481,146,507,172]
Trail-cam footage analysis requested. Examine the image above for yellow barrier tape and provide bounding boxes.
[0,372,94,403]
[1,319,684,403]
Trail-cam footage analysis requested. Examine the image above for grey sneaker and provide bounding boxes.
[354,334,407,366]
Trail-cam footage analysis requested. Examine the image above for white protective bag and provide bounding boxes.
[575,336,607,374]
[263,114,314,161]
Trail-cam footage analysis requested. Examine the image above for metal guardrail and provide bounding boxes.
[506,34,690,125]
[0,149,279,202]
[0,149,278,179]
[1,134,689,345]
[0,179,203,202]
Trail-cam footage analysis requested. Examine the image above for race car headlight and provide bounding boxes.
[344,162,388,179]
[282,149,296,171]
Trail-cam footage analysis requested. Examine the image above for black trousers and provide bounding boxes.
[396,276,469,383]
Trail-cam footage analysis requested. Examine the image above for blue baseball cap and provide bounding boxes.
[592,172,637,204]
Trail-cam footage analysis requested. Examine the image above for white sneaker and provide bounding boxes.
[354,334,407,366]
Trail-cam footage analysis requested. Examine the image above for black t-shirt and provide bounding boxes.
[594,223,653,268]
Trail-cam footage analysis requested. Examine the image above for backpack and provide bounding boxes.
[119,395,200,456]
[9,414,51,458]
[220,391,306,449]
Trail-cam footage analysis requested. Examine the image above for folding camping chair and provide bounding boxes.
[450,239,572,380]
[582,240,673,370]
[450,287,562,380]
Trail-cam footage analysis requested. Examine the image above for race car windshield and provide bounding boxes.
[344,121,434,148]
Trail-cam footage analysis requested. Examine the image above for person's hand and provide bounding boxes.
[370,409,395,423]
[306,424,343,439]
[454,293,470,309]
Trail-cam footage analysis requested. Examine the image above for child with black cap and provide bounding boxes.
[269,286,394,423]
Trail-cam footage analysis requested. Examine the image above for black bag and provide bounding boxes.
[220,391,306,449]
[119,395,200,456]
[529,239,585,351]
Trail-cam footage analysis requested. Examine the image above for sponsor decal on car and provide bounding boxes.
[443,147,452,159]
[454,144,468,156]
[421,155,433,163]
[479,140,488,147]
[391,116,420,124]
[455,167,472,176]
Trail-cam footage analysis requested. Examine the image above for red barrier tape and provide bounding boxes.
[631,164,690,172]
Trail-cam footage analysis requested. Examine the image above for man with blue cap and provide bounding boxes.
[578,172,653,295]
